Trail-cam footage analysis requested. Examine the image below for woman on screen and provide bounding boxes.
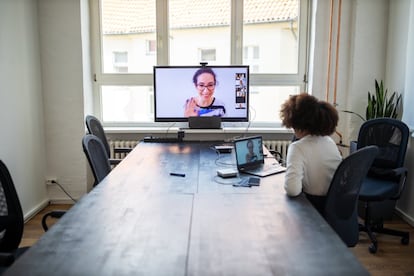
[280,93,341,215]
[245,140,258,163]
[184,68,226,117]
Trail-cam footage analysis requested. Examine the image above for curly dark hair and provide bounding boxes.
[280,93,338,136]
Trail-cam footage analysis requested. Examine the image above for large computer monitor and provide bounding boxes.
[154,65,249,123]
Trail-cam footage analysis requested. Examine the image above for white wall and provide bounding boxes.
[310,0,356,144]
[344,0,389,141]
[401,0,414,130]
[311,0,414,224]
[0,0,49,218]
[391,0,414,224]
[311,0,390,144]
[38,0,90,201]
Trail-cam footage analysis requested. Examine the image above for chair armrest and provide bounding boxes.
[368,167,408,200]
[370,166,408,199]
[392,168,408,200]
[392,167,408,176]
[370,166,407,178]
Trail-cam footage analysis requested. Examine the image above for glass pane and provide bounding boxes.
[243,0,299,74]
[169,0,231,65]
[249,86,300,122]
[101,86,153,122]
[101,0,156,73]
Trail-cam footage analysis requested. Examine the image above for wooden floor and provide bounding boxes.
[20,204,72,248]
[21,204,414,275]
[351,217,414,276]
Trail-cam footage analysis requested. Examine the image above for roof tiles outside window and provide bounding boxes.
[102,0,298,35]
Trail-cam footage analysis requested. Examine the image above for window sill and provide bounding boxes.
[104,126,294,141]
[105,126,292,134]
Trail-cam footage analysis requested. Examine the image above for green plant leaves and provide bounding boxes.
[365,79,401,120]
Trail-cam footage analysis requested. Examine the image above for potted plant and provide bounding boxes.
[365,79,402,120]
[346,79,402,152]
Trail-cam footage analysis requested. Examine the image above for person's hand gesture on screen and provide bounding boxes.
[184,97,199,117]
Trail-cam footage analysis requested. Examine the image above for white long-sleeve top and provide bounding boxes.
[284,135,342,197]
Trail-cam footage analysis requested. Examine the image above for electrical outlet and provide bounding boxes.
[45,178,57,186]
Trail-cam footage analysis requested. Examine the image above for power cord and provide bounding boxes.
[340,110,366,122]
[49,180,77,203]
[210,146,236,167]
[244,106,255,136]
[165,122,176,137]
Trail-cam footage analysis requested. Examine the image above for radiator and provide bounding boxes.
[109,139,291,163]
[263,140,291,164]
[109,140,138,159]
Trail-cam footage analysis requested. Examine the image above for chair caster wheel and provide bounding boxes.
[401,237,409,245]
[369,244,377,254]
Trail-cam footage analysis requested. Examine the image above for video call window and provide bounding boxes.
[154,66,249,122]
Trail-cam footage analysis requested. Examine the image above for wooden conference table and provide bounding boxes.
[6,141,368,275]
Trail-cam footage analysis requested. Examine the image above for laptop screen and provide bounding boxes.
[234,136,264,170]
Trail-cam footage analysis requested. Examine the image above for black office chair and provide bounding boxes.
[323,146,379,247]
[356,118,410,253]
[82,134,112,187]
[0,160,28,270]
[42,134,113,231]
[85,115,132,165]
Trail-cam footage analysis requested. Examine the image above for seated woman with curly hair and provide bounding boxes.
[280,93,342,214]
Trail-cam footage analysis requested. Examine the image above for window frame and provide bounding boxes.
[90,0,310,128]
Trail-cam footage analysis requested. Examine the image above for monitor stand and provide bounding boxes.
[188,116,222,129]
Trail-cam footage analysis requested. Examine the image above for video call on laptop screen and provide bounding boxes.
[234,136,264,167]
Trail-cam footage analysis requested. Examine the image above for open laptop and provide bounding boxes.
[233,136,286,177]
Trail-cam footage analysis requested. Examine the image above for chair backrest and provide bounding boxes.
[324,145,379,247]
[85,115,111,158]
[82,134,112,186]
[357,118,409,170]
[0,160,24,252]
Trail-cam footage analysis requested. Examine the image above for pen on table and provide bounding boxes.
[170,172,186,177]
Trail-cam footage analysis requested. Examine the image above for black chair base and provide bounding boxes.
[41,210,66,231]
[359,221,410,253]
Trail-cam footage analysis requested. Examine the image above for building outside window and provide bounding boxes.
[146,40,156,55]
[113,51,128,73]
[244,45,260,73]
[199,48,217,62]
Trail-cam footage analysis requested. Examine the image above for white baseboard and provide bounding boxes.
[49,198,78,205]
[23,198,50,222]
[395,207,414,227]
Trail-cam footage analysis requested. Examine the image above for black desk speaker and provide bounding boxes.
[188,116,221,129]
